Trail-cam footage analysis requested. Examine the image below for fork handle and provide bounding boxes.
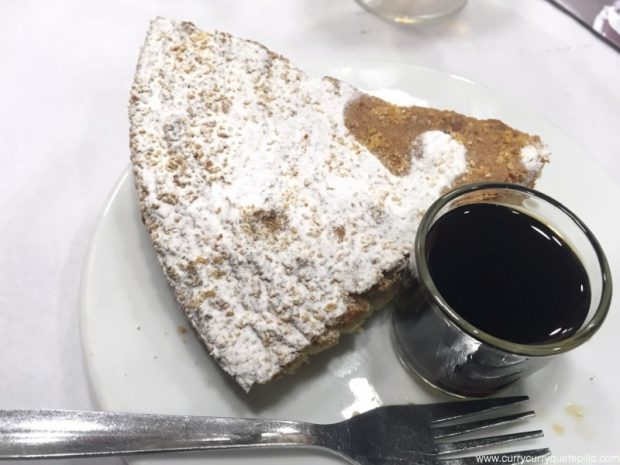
[0,409,319,459]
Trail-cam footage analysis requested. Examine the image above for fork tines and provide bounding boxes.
[428,395,549,462]
[436,429,543,454]
[432,411,536,439]
[427,395,530,423]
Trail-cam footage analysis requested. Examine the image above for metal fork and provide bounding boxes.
[0,396,549,464]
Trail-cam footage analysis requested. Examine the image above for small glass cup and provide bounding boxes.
[392,182,612,397]
[355,0,467,25]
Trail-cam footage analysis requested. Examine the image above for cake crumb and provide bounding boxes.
[552,423,565,435]
[566,403,584,420]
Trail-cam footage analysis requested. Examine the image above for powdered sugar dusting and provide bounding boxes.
[414,131,467,180]
[521,144,548,172]
[520,143,551,184]
[130,18,468,391]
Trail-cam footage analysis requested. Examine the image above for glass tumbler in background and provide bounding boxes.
[392,183,612,398]
[355,0,467,24]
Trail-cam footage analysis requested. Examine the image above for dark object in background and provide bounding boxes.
[547,0,620,52]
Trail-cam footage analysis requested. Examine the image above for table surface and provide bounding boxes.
[1,1,619,464]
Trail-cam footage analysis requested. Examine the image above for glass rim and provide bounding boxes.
[353,0,468,24]
[415,182,613,357]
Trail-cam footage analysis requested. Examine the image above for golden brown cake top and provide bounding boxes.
[345,95,545,186]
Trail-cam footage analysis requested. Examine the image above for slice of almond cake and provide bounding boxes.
[129,17,550,391]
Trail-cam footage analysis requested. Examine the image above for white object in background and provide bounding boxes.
[593,3,620,38]
[354,0,467,24]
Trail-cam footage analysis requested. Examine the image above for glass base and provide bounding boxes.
[391,308,482,399]
[355,0,467,25]
[391,286,524,398]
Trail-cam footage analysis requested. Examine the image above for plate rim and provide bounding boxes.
[79,59,619,416]
[79,166,132,409]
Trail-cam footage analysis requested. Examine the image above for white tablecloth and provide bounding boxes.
[1,1,618,464]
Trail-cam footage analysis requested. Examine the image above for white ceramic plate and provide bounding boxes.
[80,62,620,464]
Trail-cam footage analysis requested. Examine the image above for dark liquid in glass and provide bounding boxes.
[426,203,590,344]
